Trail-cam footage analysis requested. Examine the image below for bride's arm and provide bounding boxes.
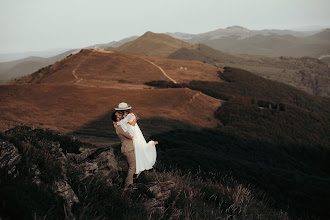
[126,113,137,126]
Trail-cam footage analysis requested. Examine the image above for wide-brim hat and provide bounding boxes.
[115,102,132,110]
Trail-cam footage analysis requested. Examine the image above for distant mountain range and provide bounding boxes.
[0,50,77,84]
[105,31,330,97]
[104,26,330,59]
[0,48,72,63]
[166,26,330,58]
[1,26,329,96]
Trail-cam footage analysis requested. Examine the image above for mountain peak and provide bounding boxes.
[141,31,158,38]
[226,26,248,30]
[112,32,197,58]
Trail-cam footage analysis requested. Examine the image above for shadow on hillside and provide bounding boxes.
[149,128,330,220]
[71,110,196,146]
[69,66,330,219]
[70,107,330,219]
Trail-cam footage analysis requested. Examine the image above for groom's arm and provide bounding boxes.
[117,125,134,139]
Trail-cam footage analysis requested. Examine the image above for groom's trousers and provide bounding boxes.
[123,150,136,186]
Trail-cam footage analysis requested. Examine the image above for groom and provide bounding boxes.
[111,107,136,188]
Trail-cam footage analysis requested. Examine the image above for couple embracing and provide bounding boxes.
[112,102,158,188]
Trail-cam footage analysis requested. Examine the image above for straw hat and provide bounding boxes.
[114,102,132,110]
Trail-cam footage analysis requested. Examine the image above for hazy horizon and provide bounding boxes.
[1,0,330,54]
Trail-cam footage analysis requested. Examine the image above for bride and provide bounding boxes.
[115,102,158,179]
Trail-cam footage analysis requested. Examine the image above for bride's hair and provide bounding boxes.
[111,112,118,122]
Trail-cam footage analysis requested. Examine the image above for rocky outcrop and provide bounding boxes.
[0,139,21,178]
[143,179,177,214]
[0,138,119,215]
[69,146,119,184]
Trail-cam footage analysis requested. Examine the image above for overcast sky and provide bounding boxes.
[1,0,330,53]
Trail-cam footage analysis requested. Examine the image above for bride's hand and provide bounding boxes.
[128,119,137,126]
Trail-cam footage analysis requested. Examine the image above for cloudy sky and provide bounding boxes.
[1,0,330,53]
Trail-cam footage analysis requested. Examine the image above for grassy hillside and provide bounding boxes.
[0,50,75,84]
[168,44,330,97]
[10,49,220,87]
[0,126,289,220]
[146,67,330,219]
[106,31,197,58]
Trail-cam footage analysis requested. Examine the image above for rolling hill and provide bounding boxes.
[169,44,330,97]
[0,84,220,139]
[168,26,330,58]
[2,48,223,139]
[105,31,197,58]
[0,49,76,84]
[146,66,330,218]
[12,48,222,86]
[105,31,330,97]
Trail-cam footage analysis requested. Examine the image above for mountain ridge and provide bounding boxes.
[101,31,330,97]
[106,31,198,58]
[10,48,221,87]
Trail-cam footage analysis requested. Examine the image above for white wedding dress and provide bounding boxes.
[119,113,157,174]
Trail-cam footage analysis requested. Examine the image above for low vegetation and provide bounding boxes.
[1,67,329,219]
[1,126,290,219]
[147,67,330,219]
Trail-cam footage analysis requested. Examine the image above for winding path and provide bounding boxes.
[72,49,97,83]
[140,57,177,84]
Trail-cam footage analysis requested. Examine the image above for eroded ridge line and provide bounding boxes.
[140,57,177,84]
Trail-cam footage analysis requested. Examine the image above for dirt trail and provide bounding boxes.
[71,49,114,84]
[72,49,99,83]
[140,57,177,84]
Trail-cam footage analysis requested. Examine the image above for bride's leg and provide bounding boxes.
[136,171,142,179]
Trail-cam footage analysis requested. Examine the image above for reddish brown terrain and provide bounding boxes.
[107,31,330,97]
[12,49,222,86]
[111,31,198,58]
[1,49,222,142]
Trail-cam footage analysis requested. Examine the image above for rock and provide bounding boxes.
[75,147,119,184]
[31,164,41,185]
[80,161,99,179]
[54,180,79,205]
[76,147,99,163]
[0,139,21,178]
[148,180,176,201]
[144,180,177,214]
[53,179,79,219]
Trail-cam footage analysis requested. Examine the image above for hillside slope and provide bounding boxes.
[147,67,330,219]
[11,49,221,86]
[103,32,329,97]
[0,84,220,138]
[106,31,197,58]
[182,27,330,58]
[0,50,76,84]
[169,44,330,97]
[0,126,291,219]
